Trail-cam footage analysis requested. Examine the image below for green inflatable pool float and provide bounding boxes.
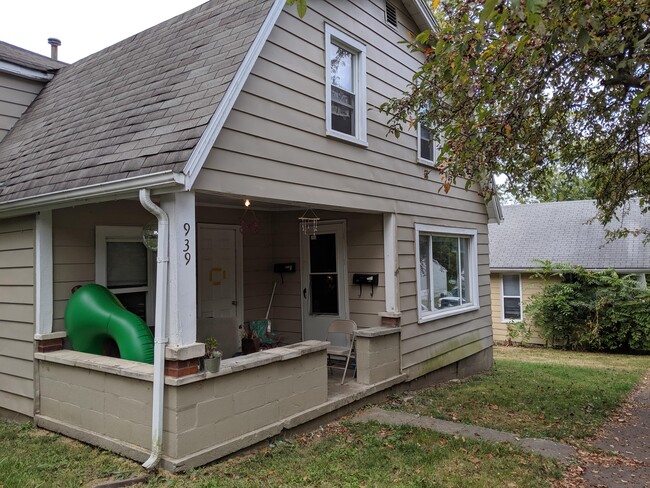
[64,284,154,364]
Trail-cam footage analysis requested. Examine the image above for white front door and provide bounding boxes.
[197,224,243,358]
[301,221,349,341]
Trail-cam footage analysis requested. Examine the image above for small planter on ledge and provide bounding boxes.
[203,337,222,373]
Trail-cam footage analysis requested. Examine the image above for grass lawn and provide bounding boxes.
[0,419,562,487]
[390,346,650,442]
[2,346,646,487]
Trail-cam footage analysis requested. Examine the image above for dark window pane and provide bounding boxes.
[310,234,336,273]
[420,126,433,160]
[504,297,521,320]
[331,87,355,135]
[310,274,338,314]
[115,291,147,321]
[107,242,147,288]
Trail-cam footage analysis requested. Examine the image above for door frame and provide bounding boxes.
[299,219,349,340]
[197,223,244,332]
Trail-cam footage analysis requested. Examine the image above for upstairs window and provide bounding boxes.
[418,123,442,165]
[325,25,367,145]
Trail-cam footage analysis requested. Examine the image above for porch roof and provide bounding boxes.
[0,0,275,204]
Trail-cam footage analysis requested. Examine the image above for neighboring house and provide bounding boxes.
[0,40,66,143]
[0,0,501,471]
[489,200,650,345]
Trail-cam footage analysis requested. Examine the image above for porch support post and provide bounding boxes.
[161,192,197,347]
[381,213,401,326]
[34,210,57,343]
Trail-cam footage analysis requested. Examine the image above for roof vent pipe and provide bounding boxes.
[47,38,61,61]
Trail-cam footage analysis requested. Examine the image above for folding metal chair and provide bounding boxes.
[326,319,357,384]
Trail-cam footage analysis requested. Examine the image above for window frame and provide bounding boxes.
[415,224,480,323]
[501,273,523,322]
[325,24,367,146]
[95,225,154,325]
[417,123,441,166]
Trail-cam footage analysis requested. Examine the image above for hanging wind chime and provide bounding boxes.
[299,208,320,236]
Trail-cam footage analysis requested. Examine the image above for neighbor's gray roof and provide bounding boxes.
[489,200,650,272]
[0,0,274,203]
[0,41,67,72]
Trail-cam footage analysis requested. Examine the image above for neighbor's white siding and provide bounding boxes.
[0,216,35,416]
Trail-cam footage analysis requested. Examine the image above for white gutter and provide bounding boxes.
[0,60,55,81]
[0,171,185,219]
[139,189,170,470]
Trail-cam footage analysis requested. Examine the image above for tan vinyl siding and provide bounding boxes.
[491,273,549,345]
[398,214,492,377]
[0,73,44,143]
[195,0,493,377]
[0,215,35,417]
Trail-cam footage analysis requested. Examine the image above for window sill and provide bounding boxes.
[418,304,480,324]
[417,157,436,167]
[326,130,368,147]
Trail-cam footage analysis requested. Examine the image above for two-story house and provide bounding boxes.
[0,0,501,470]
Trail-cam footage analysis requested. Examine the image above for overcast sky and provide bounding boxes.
[1,0,208,63]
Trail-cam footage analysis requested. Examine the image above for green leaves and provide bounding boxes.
[527,264,650,352]
[285,0,307,18]
[379,0,649,231]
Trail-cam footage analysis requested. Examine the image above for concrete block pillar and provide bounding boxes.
[355,327,401,385]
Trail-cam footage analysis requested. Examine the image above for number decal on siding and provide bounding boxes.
[183,223,191,265]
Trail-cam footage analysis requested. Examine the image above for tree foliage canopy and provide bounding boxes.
[288,0,650,226]
[382,0,649,225]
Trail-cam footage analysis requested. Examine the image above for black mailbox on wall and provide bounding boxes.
[352,273,379,297]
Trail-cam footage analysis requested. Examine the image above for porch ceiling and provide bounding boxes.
[195,191,382,214]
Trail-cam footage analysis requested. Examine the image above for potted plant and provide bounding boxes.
[239,322,260,355]
[203,337,222,373]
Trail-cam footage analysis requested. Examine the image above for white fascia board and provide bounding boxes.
[0,171,186,219]
[182,0,286,190]
[0,61,53,81]
[409,0,437,30]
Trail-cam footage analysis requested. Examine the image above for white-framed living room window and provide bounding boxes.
[415,224,479,323]
[501,273,523,321]
[325,24,367,145]
[95,226,154,325]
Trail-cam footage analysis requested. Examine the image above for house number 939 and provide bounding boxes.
[183,223,191,265]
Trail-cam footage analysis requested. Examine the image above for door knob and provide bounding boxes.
[303,288,307,299]
[232,300,238,306]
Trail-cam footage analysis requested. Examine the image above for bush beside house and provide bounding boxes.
[525,262,650,352]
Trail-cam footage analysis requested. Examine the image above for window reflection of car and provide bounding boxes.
[438,288,465,308]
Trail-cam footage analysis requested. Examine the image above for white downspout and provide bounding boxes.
[139,189,169,470]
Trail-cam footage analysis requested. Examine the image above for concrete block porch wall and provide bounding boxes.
[34,341,328,471]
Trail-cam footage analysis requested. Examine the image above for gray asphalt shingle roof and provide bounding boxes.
[0,41,67,72]
[488,200,650,272]
[0,0,274,203]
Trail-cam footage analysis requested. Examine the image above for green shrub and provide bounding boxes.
[525,261,650,352]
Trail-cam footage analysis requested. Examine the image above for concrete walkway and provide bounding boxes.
[352,407,577,464]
